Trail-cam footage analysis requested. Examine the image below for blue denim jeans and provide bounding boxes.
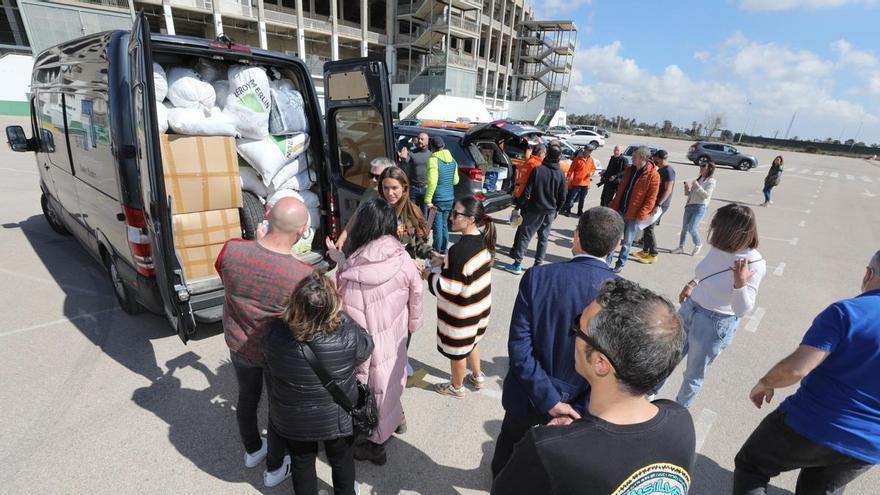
[607,219,639,268]
[762,185,775,203]
[675,297,740,407]
[432,200,453,254]
[411,185,427,218]
[679,204,707,248]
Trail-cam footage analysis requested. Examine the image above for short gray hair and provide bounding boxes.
[870,250,880,271]
[634,146,651,160]
[370,157,395,171]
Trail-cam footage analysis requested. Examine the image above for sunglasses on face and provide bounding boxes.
[568,317,618,371]
[451,210,471,219]
[369,172,382,180]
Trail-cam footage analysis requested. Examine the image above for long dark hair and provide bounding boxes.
[284,273,342,342]
[344,198,398,256]
[379,166,428,236]
[772,155,784,169]
[698,161,716,179]
[455,196,496,257]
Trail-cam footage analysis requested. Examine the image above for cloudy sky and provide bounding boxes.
[534,0,880,144]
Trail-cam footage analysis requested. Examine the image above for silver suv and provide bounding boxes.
[686,142,758,171]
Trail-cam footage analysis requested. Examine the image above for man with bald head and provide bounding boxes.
[215,196,313,485]
[599,145,627,207]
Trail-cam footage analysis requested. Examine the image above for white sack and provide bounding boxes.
[266,189,321,227]
[153,63,168,102]
[292,226,314,255]
[270,167,314,193]
[167,106,237,136]
[239,164,268,198]
[212,81,229,110]
[268,157,309,191]
[269,79,309,135]
[195,58,225,82]
[155,102,168,134]
[236,133,309,186]
[224,65,271,139]
[167,67,215,109]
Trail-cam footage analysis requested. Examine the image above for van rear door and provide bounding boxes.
[323,58,394,233]
[128,14,196,342]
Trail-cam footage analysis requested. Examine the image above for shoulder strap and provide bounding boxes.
[300,342,355,412]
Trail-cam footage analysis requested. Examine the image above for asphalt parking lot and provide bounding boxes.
[1,117,878,493]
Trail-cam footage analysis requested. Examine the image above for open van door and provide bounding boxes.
[323,58,394,233]
[128,13,196,343]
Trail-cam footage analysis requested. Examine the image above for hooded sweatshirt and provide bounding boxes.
[337,235,423,444]
[425,149,460,204]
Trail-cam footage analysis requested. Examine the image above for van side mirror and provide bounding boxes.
[6,126,31,152]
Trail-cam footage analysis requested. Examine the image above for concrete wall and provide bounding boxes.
[0,54,34,115]
[417,95,492,123]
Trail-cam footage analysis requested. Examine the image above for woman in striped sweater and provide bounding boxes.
[424,196,496,398]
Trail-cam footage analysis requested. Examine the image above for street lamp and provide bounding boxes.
[738,101,751,143]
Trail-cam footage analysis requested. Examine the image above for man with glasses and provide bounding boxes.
[493,278,695,495]
[492,207,624,477]
[334,157,394,250]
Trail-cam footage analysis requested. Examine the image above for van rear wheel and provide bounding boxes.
[239,191,265,240]
[41,194,69,235]
[106,255,145,315]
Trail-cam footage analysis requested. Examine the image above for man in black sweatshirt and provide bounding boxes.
[504,145,567,275]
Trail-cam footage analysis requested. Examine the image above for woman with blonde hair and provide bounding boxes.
[263,273,373,495]
[665,203,767,407]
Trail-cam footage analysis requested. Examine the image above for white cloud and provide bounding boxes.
[693,51,710,62]
[738,0,877,11]
[832,39,878,68]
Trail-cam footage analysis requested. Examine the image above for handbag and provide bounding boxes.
[300,342,379,437]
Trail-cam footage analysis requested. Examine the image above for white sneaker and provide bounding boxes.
[692,244,703,256]
[263,455,292,487]
[670,246,684,255]
[406,361,414,377]
[244,437,267,468]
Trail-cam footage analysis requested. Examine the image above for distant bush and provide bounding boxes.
[805,146,819,154]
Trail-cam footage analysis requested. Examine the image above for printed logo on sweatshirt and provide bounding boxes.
[611,463,691,495]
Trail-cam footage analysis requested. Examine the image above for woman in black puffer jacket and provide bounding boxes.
[263,273,373,495]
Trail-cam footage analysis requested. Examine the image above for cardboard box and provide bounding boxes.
[161,135,243,214]
[173,209,242,249]
[178,243,225,282]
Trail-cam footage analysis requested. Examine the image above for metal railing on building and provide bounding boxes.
[170,0,213,11]
[263,3,298,25]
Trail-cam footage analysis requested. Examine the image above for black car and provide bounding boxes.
[6,14,395,342]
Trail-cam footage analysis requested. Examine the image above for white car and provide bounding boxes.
[559,129,605,148]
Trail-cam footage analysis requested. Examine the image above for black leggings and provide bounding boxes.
[286,436,356,495]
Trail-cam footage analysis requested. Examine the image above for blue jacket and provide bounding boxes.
[501,256,617,417]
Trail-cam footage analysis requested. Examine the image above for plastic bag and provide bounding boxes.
[239,164,269,198]
[292,226,314,255]
[224,65,271,139]
[270,166,314,193]
[155,102,169,134]
[167,67,215,109]
[236,133,309,186]
[269,79,309,135]
[268,158,309,191]
[153,63,168,102]
[167,106,237,136]
[212,80,229,110]
[195,58,225,82]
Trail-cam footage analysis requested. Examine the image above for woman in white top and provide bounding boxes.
[671,161,717,256]
[669,203,766,407]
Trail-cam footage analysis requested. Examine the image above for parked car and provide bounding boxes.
[396,118,421,126]
[597,128,610,138]
[395,121,541,213]
[546,125,573,136]
[622,143,661,166]
[559,129,605,148]
[5,14,395,341]
[686,141,758,170]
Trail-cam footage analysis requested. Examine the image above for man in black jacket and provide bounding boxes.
[504,145,567,275]
[492,278,696,495]
[599,145,627,207]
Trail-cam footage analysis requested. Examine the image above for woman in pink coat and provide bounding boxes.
[337,198,423,465]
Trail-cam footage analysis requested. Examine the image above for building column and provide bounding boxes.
[257,0,268,49]
[331,0,340,60]
[361,0,369,57]
[385,0,396,77]
[480,0,496,104]
[161,0,176,35]
[492,3,506,108]
[296,0,306,58]
[212,1,223,37]
[499,1,516,104]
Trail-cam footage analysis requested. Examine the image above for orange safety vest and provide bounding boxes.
[514,155,543,198]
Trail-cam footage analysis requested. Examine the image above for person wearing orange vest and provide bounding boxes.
[562,146,597,217]
[513,144,546,199]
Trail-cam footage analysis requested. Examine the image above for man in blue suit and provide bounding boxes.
[491,206,625,477]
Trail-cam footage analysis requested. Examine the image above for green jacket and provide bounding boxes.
[425,149,460,204]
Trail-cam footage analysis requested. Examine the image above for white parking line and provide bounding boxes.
[744,307,767,333]
[798,220,807,227]
[861,176,874,183]
[846,174,855,181]
[0,308,121,338]
[814,170,825,176]
[799,168,811,174]
[694,408,719,454]
[773,262,786,276]
[830,171,839,178]
[809,201,815,205]
[762,235,799,246]
[0,267,102,295]
[812,194,819,199]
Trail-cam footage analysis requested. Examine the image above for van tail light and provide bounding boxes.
[327,190,339,241]
[124,206,155,277]
[474,192,486,202]
[464,168,483,182]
